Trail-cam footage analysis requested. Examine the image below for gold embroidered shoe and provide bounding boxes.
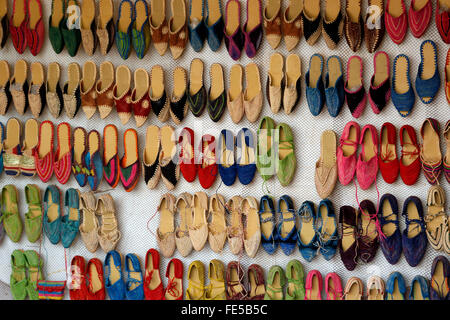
[46,62,63,119]
[3,118,22,177]
[20,119,38,177]
[28,62,45,118]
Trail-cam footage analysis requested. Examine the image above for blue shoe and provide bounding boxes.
[305,54,325,116]
[43,185,61,245]
[277,195,297,256]
[188,0,207,52]
[297,201,318,261]
[430,255,450,300]
[259,195,277,255]
[324,56,345,117]
[61,188,80,248]
[316,199,338,261]
[401,196,428,267]
[0,122,4,174]
[85,131,104,192]
[236,128,256,185]
[116,0,135,60]
[409,275,430,300]
[124,253,144,300]
[104,250,126,300]
[132,0,150,59]
[378,194,402,265]
[217,129,237,186]
[415,40,440,104]
[392,54,415,117]
[205,0,224,51]
[385,272,406,300]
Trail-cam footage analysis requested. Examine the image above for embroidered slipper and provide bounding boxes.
[283,54,301,115]
[345,55,367,118]
[0,60,11,116]
[81,0,97,56]
[97,0,115,55]
[282,0,303,51]
[416,40,440,104]
[10,59,28,116]
[263,0,282,49]
[86,130,103,191]
[409,0,432,38]
[63,62,81,119]
[325,56,345,117]
[150,0,169,55]
[3,118,22,176]
[315,130,337,199]
[188,0,206,53]
[369,51,391,114]
[188,58,207,117]
[72,127,88,187]
[243,0,263,58]
[244,63,263,122]
[28,62,45,118]
[120,128,140,192]
[436,0,450,44]
[364,0,385,53]
[143,125,161,189]
[103,124,119,188]
[35,121,54,183]
[26,0,44,56]
[168,0,188,59]
[392,54,415,116]
[205,0,224,52]
[170,67,188,125]
[344,0,363,52]
[157,193,176,257]
[198,134,218,189]
[46,62,63,119]
[227,64,244,124]
[385,0,407,44]
[207,63,226,122]
[132,0,150,59]
[159,125,179,190]
[81,61,98,120]
[150,65,170,122]
[10,0,27,54]
[131,68,151,127]
[96,61,115,119]
[54,122,72,185]
[20,118,38,177]
[322,0,343,50]
[113,65,132,125]
[267,53,284,114]
[224,0,243,60]
[116,0,134,60]
[179,127,197,183]
[306,54,325,116]
[302,0,322,46]
[0,0,9,48]
[49,0,66,54]
[61,0,82,57]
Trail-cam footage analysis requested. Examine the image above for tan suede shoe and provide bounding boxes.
[175,193,193,257]
[79,191,99,253]
[189,192,209,251]
[242,196,261,258]
[208,194,227,253]
[315,130,337,199]
[227,196,244,255]
[157,193,176,258]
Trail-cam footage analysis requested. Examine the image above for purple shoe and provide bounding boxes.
[243,0,263,58]
[224,0,244,60]
[430,256,450,300]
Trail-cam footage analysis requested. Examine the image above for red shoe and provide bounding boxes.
[25,0,44,56]
[197,134,218,189]
[379,122,399,184]
[54,122,72,185]
[179,127,197,183]
[445,49,450,104]
[385,0,408,44]
[9,0,27,54]
[399,125,421,185]
[163,258,183,300]
[35,120,54,183]
[144,249,164,300]
[131,68,151,128]
[69,256,88,300]
[436,0,450,44]
[113,65,133,125]
[86,258,106,300]
[408,0,432,38]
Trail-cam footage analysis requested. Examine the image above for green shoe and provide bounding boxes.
[24,250,44,300]
[10,250,27,300]
[61,0,82,57]
[2,185,23,242]
[25,185,42,243]
[49,0,67,54]
[256,116,276,181]
[285,260,305,300]
[275,123,296,186]
[264,265,286,300]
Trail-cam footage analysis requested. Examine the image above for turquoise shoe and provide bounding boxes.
[61,188,80,248]
[43,185,62,245]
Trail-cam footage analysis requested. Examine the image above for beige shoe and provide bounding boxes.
[283,54,301,115]
[344,277,363,300]
[79,191,99,253]
[227,64,244,124]
[157,193,176,258]
[208,194,227,253]
[97,194,121,253]
[366,275,385,300]
[10,59,28,116]
[227,196,244,255]
[267,53,284,114]
[175,193,193,257]
[242,196,260,258]
[244,63,263,123]
[425,185,446,251]
[315,130,337,199]
[28,62,45,118]
[189,191,209,251]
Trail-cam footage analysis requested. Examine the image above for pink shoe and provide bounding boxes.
[325,272,343,300]
[337,121,361,186]
[305,270,322,300]
[356,125,379,190]
[385,0,408,44]
[408,0,432,38]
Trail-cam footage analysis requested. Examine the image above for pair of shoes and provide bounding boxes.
[10,250,43,300]
[297,200,338,261]
[9,0,44,55]
[436,0,450,43]
[189,0,224,52]
[69,256,105,300]
[227,63,263,123]
[342,276,380,300]
[186,260,226,300]
[104,251,144,300]
[259,195,297,256]
[267,53,301,115]
[49,0,82,56]
[79,192,120,253]
[315,130,337,198]
[420,118,447,185]
[425,185,450,254]
[223,0,262,59]
[227,261,265,300]
[257,117,296,187]
[42,186,80,248]
[430,255,450,300]
[305,271,343,300]
[217,128,256,186]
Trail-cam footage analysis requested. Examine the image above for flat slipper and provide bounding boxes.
[282,0,303,51]
[72,127,88,187]
[227,64,244,124]
[103,124,120,188]
[35,120,54,183]
[3,117,21,176]
[0,121,4,174]
[28,62,45,118]
[263,0,282,50]
[0,0,9,48]
[96,61,115,119]
[160,125,180,190]
[267,53,284,114]
[315,130,337,199]
[283,54,301,115]
[10,0,27,54]
[392,54,415,116]
[369,51,391,114]
[0,60,11,116]
[81,61,98,120]
[170,67,188,125]
[325,56,345,117]
[97,0,115,55]
[116,0,134,60]
[168,0,188,60]
[81,0,97,56]
[131,68,151,127]
[20,118,38,177]
[113,65,132,125]
[61,0,82,57]
[86,130,103,191]
[46,62,63,119]
[415,40,440,104]
[150,65,170,122]
[26,0,44,56]
[149,0,169,56]
[244,63,263,122]
[224,0,243,60]
[207,63,226,122]
[143,125,161,189]
[132,0,151,59]
[302,0,322,46]
[345,55,367,118]
[63,62,81,119]
[10,59,28,116]
[49,0,65,54]
[305,53,325,116]
[120,129,140,192]
[188,58,207,117]
[54,122,72,184]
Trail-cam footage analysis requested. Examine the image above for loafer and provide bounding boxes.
[305,54,325,116]
[236,128,256,185]
[416,40,440,104]
[402,196,427,267]
[43,185,61,245]
[277,195,297,256]
[124,253,144,300]
[61,188,80,248]
[338,205,358,271]
[429,255,449,300]
[188,0,206,52]
[409,275,430,300]
[316,199,338,261]
[409,0,432,38]
[392,54,415,117]
[379,122,399,184]
[385,272,406,300]
[337,121,360,185]
[325,56,345,117]
[205,0,224,51]
[259,195,277,255]
[104,250,126,300]
[385,0,407,44]
[378,194,402,265]
[297,201,318,262]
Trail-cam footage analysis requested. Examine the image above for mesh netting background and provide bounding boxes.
[0,0,448,299]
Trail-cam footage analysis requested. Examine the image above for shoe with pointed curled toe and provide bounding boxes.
[263,0,282,49]
[402,196,427,267]
[378,194,402,265]
[168,0,188,59]
[282,0,302,51]
[302,0,322,46]
[297,201,318,262]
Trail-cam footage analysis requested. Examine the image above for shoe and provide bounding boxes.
[49,0,66,54]
[399,125,420,185]
[285,260,305,300]
[430,255,449,300]
[402,196,427,267]
[24,184,42,243]
[344,0,363,52]
[244,63,263,122]
[378,194,402,264]
[186,260,205,300]
[277,195,297,256]
[80,0,97,56]
[54,122,72,184]
[385,0,407,44]
[116,0,134,60]
[409,275,430,300]
[86,130,103,191]
[325,272,343,300]
[120,129,140,192]
[217,129,237,186]
[338,205,358,271]
[79,191,99,253]
[366,275,385,300]
[409,0,432,38]
[20,119,38,177]
[297,201,318,262]
[343,277,363,300]
[263,0,282,49]
[356,124,378,190]
[243,0,263,58]
[2,185,22,243]
[227,64,244,123]
[204,260,226,300]
[150,0,169,55]
[392,54,415,116]
[131,68,151,127]
[23,250,43,300]
[113,65,132,125]
[124,254,144,300]
[97,194,120,253]
[357,199,379,263]
[10,59,28,116]
[242,196,260,258]
[317,199,338,260]
[43,185,61,245]
[305,54,325,116]
[0,61,11,116]
[345,55,367,118]
[283,54,301,115]
[189,192,209,251]
[227,196,244,255]
[385,272,406,300]
[224,0,244,60]
[364,0,385,53]
[61,0,82,57]
[444,120,450,183]
[275,123,296,186]
[132,0,150,59]
[305,270,322,300]
[72,127,88,187]
[61,188,80,248]
[143,249,164,300]
[325,56,345,117]
[259,195,277,255]
[169,67,188,124]
[159,125,179,190]
[63,62,81,119]
[168,0,188,59]
[150,65,170,122]
[164,258,183,300]
[188,0,206,52]
[69,256,88,300]
[175,193,193,257]
[3,118,21,177]
[282,0,302,51]
[236,128,256,185]
[104,250,126,300]
[420,118,442,184]
[198,134,218,189]
[425,185,446,251]
[179,127,197,183]
[247,264,265,300]
[416,40,440,104]
[302,0,321,45]
[205,0,224,51]
[208,194,227,253]
[379,122,399,184]
[10,250,27,300]
[267,53,284,114]
[28,62,45,117]
[256,116,276,181]
[446,49,450,104]
[10,0,27,54]
[188,59,207,117]
[264,266,285,300]
[103,124,120,188]
[46,62,63,119]
[226,261,247,300]
[436,0,450,44]
[369,51,390,114]
[35,121,54,183]
[86,258,106,300]
[315,130,337,199]
[97,0,115,55]
[207,63,226,122]
[322,0,343,49]
[0,0,7,48]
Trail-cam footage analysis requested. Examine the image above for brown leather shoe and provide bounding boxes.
[344,0,363,52]
[247,264,265,300]
[364,0,385,53]
[226,261,248,300]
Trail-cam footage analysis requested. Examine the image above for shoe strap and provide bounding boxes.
[379,212,399,227]
[425,209,446,222]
